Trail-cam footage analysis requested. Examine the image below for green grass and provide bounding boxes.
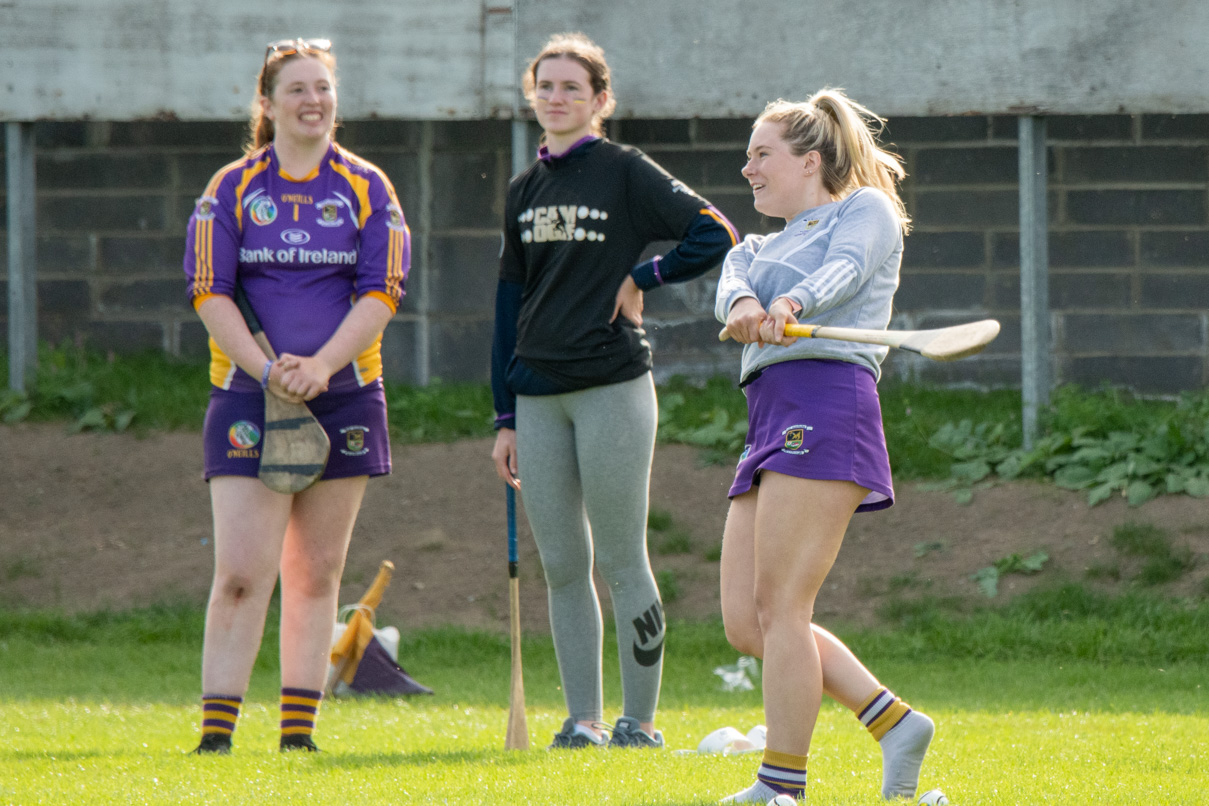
[1108,523,1199,586]
[2,343,208,431]
[1,602,1207,804]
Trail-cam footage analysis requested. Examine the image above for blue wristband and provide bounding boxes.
[260,360,273,390]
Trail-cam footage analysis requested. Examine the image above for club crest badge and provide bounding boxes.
[780,424,812,455]
[194,195,218,221]
[805,219,820,228]
[248,196,278,226]
[339,425,369,457]
[315,198,345,227]
[387,203,407,231]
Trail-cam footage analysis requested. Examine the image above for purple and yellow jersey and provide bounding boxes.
[184,143,410,393]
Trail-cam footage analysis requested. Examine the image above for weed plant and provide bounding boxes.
[1108,523,1198,586]
[5,345,1209,508]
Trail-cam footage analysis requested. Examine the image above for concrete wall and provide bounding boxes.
[1,114,1207,393]
[521,0,1209,116]
[4,0,1207,120]
[0,0,517,120]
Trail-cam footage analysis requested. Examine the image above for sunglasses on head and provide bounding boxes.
[261,38,333,93]
[264,38,332,62]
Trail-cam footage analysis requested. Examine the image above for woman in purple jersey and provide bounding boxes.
[715,91,933,803]
[184,39,408,754]
[490,33,738,752]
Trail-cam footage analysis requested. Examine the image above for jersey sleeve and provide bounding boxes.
[629,205,739,290]
[355,173,410,313]
[183,170,241,308]
[623,152,739,291]
[715,234,768,322]
[624,151,711,244]
[499,183,527,284]
[490,277,523,427]
[491,186,527,426]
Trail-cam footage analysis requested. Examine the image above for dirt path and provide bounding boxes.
[1,423,1205,633]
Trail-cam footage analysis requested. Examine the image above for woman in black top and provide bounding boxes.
[490,32,737,750]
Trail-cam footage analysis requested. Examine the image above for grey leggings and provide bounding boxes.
[516,372,664,724]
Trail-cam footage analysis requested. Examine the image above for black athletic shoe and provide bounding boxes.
[280,734,321,752]
[548,717,608,749]
[192,733,232,755]
[607,716,665,748]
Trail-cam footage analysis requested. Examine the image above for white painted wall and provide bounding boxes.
[2,0,1207,120]
[526,0,1209,117]
[0,0,517,120]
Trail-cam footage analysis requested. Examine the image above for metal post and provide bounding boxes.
[1018,115,1050,450]
[6,121,38,393]
[510,0,531,178]
[511,118,530,177]
[415,120,433,387]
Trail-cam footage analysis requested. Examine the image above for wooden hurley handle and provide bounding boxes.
[233,285,278,360]
[505,576,529,750]
[359,560,395,610]
[718,323,819,342]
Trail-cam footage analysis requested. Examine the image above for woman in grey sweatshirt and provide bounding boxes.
[715,90,935,804]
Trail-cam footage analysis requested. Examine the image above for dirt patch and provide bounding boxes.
[1,423,1206,632]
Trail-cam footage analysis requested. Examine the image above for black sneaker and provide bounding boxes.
[608,716,664,748]
[280,734,321,752]
[192,733,232,755]
[548,717,608,749]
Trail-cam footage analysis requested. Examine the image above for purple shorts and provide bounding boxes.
[203,383,391,482]
[729,359,893,512]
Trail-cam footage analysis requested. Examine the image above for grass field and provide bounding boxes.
[3,347,1208,802]
[2,607,1206,805]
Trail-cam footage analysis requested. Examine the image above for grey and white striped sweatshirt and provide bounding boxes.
[714,186,903,383]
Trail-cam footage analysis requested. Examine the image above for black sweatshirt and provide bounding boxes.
[491,138,738,427]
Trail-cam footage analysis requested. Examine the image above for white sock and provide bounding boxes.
[574,722,606,744]
[718,780,785,804]
[879,710,934,799]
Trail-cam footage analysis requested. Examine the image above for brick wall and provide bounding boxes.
[2,114,1206,393]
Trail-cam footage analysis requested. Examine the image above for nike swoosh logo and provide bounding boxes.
[632,638,664,667]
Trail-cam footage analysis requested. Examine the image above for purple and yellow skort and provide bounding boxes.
[203,382,391,482]
[729,359,893,513]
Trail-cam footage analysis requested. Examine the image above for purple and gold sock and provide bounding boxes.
[757,748,808,798]
[858,687,912,740]
[201,693,242,740]
[280,687,323,741]
[859,687,935,799]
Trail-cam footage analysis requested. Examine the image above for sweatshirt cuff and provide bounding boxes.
[630,257,663,291]
[773,295,803,314]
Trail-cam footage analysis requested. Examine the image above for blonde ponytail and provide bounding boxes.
[757,89,910,233]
